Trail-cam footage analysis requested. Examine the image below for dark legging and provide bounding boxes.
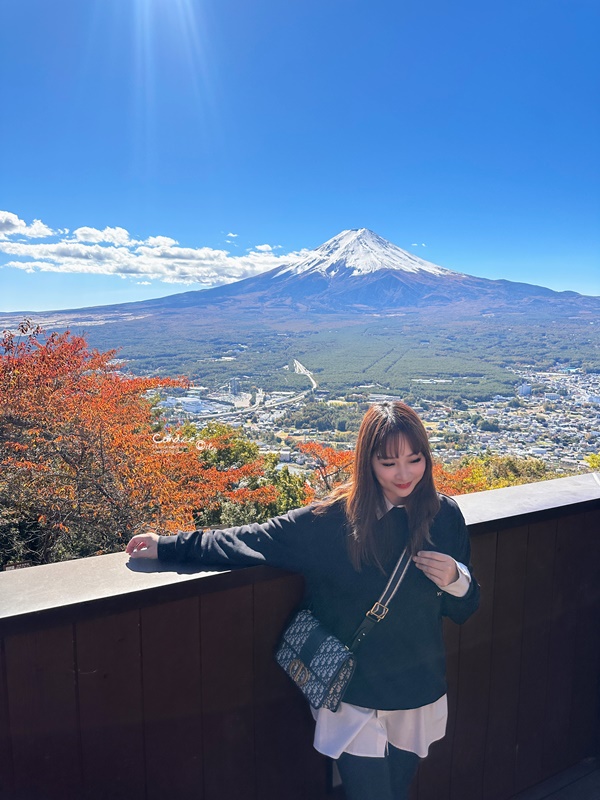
[337,746,420,800]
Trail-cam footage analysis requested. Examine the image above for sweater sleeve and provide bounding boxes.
[157,504,317,572]
[439,499,480,625]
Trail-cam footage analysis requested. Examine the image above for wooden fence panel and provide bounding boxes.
[0,641,14,799]
[514,518,557,794]
[200,585,255,800]
[542,514,580,777]
[252,573,303,711]
[416,621,461,800]
[568,508,600,764]
[4,625,81,800]
[253,574,329,800]
[141,597,204,800]
[76,610,145,800]
[450,530,497,800]
[483,525,528,800]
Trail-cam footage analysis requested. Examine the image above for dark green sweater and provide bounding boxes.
[158,494,479,710]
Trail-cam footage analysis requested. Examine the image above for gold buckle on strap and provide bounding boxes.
[367,602,389,621]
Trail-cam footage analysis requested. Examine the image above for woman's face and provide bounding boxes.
[371,435,426,506]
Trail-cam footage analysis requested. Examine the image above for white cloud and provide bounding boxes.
[73,226,134,245]
[411,243,418,247]
[226,232,238,238]
[0,211,55,239]
[421,243,427,247]
[145,235,178,247]
[0,209,308,287]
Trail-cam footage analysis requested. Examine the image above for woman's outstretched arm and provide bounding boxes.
[125,503,324,572]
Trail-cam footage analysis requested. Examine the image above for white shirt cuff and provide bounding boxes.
[442,560,471,597]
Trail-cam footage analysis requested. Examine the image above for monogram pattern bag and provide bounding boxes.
[275,609,356,711]
[275,544,411,711]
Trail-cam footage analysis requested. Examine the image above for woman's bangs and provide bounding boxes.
[375,430,421,460]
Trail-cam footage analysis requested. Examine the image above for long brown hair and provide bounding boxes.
[315,401,440,571]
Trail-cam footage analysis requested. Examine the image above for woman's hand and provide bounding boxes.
[126,531,160,559]
[413,551,459,588]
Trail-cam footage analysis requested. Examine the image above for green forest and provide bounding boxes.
[93,310,599,401]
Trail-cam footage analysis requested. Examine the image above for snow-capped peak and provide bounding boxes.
[276,228,454,279]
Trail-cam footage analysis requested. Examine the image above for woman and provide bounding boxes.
[127,402,479,800]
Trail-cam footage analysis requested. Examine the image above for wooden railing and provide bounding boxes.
[1,473,599,800]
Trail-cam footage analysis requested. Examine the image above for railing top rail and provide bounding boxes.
[1,473,598,633]
[454,471,600,527]
[0,551,278,633]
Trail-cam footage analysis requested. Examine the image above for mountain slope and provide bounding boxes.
[122,227,596,315]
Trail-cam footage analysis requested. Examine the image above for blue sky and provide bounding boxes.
[1,0,598,311]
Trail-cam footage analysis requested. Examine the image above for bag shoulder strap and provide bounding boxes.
[348,547,411,652]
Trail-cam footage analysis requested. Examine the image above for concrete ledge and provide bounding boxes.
[0,552,278,634]
[455,471,600,527]
[1,473,598,634]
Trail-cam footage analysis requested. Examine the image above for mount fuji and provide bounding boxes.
[3,228,597,322]
[127,227,594,315]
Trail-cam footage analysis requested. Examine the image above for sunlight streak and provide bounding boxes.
[130,0,218,176]
[132,0,158,177]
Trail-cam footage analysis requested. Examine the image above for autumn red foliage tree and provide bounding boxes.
[431,463,488,495]
[298,441,353,496]
[0,323,304,566]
